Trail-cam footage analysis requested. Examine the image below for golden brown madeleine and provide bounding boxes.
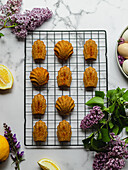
[32,40,46,60]
[57,120,72,142]
[83,39,98,60]
[33,120,47,142]
[30,67,49,87]
[54,40,73,60]
[31,94,46,115]
[57,66,72,88]
[55,95,75,116]
[83,67,98,88]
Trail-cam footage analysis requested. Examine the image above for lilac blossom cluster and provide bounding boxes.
[93,133,128,170]
[3,123,24,170]
[10,8,52,38]
[0,0,52,38]
[80,106,104,130]
[0,0,22,16]
[118,55,125,66]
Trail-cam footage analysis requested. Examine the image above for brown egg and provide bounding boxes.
[118,43,128,59]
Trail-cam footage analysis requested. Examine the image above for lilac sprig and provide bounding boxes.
[93,133,128,170]
[80,106,104,130]
[3,123,24,170]
[0,0,22,16]
[0,0,52,38]
[118,55,125,66]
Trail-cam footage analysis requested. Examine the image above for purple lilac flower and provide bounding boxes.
[3,123,24,170]
[93,133,128,170]
[93,152,108,170]
[118,55,125,66]
[0,0,22,16]
[10,7,52,38]
[105,158,125,170]
[80,106,104,130]
[118,38,125,45]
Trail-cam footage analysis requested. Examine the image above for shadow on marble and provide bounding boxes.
[0,158,10,169]
[0,88,13,94]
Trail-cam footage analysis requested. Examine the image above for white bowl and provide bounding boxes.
[116,26,128,79]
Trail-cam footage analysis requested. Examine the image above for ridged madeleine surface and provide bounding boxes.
[55,95,75,116]
[83,67,98,88]
[33,120,47,142]
[54,40,73,60]
[32,40,46,60]
[83,39,98,60]
[57,66,72,87]
[57,120,72,142]
[31,94,46,115]
[30,67,49,87]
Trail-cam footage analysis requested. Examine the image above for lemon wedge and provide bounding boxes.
[0,64,14,90]
[38,158,61,170]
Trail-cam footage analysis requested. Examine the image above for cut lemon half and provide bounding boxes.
[38,158,61,170]
[0,64,14,90]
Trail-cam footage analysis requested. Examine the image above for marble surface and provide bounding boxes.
[0,0,128,170]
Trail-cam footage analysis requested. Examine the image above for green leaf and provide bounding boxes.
[86,97,104,107]
[109,120,114,129]
[91,138,106,151]
[125,138,128,144]
[112,124,119,135]
[95,91,105,99]
[126,127,128,133]
[123,90,128,101]
[115,106,120,118]
[82,133,94,149]
[101,128,111,142]
[0,33,4,37]
[97,132,102,140]
[109,103,115,113]
[99,118,106,124]
[106,89,116,99]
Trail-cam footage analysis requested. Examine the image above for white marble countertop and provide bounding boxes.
[0,0,128,170]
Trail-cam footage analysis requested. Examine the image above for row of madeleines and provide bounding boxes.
[30,39,98,88]
[32,94,75,142]
[31,39,98,142]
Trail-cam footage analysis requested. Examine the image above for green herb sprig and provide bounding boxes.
[82,87,128,152]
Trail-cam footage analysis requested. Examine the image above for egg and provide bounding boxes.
[122,59,128,75]
[122,29,128,41]
[118,43,128,59]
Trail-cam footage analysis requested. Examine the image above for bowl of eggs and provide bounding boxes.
[116,26,128,78]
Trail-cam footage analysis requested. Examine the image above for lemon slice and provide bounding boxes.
[0,64,14,90]
[38,158,61,170]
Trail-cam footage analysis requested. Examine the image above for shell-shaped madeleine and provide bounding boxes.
[57,66,72,87]
[54,40,73,60]
[57,120,72,142]
[32,40,46,60]
[83,39,98,60]
[33,120,47,142]
[83,67,98,88]
[31,94,46,115]
[30,67,49,87]
[55,95,75,116]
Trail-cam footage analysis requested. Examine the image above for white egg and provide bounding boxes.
[122,59,128,75]
[122,29,128,41]
[118,43,128,59]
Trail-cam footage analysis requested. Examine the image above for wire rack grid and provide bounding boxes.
[24,30,108,148]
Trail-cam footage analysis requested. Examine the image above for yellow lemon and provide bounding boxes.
[38,158,61,170]
[0,64,14,90]
[0,135,9,162]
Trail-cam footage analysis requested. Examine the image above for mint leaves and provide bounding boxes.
[82,87,128,151]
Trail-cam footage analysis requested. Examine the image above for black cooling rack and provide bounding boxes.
[24,30,108,148]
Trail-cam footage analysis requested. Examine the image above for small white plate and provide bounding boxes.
[116,26,128,79]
